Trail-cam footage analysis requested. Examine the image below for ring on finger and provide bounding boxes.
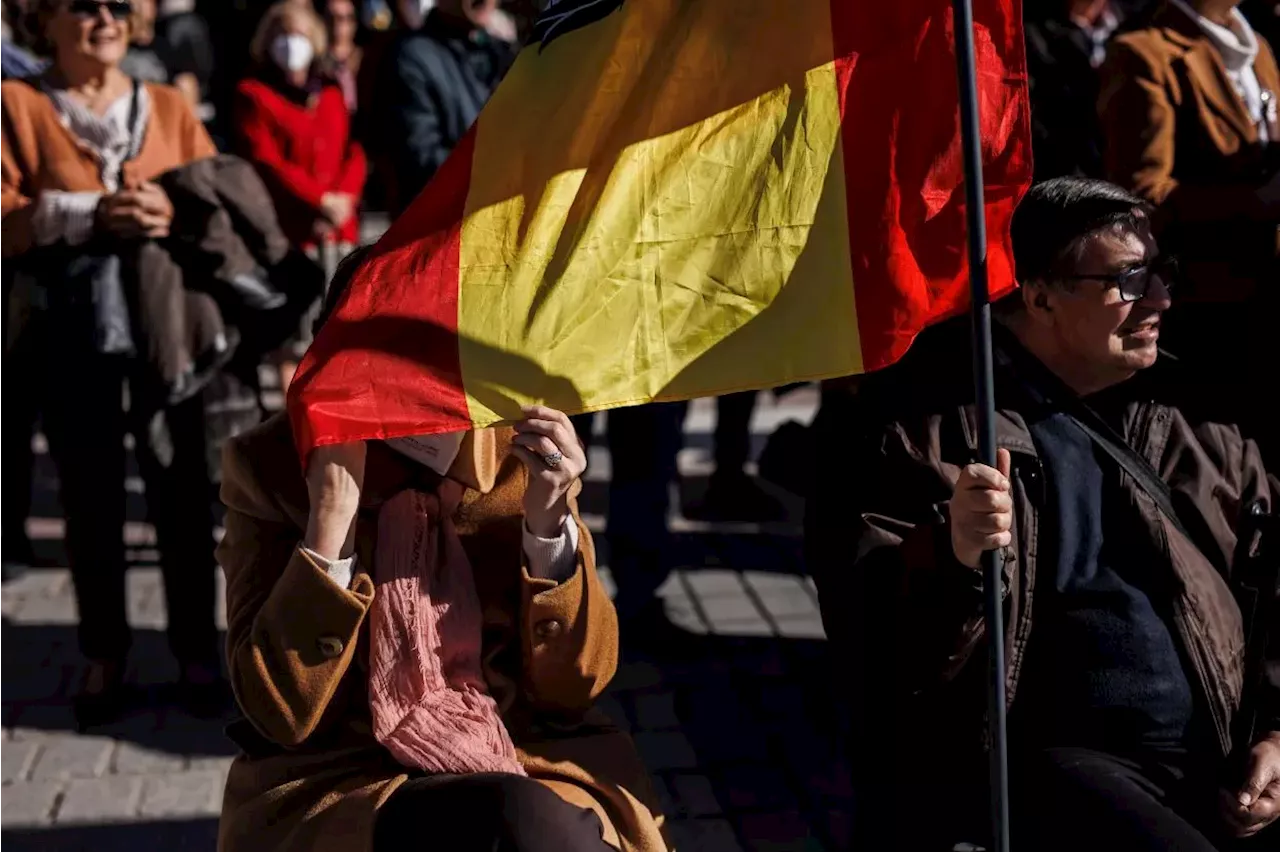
[542,451,564,469]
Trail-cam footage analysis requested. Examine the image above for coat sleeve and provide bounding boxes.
[1098,37,1271,223]
[218,435,374,748]
[336,138,368,197]
[465,452,619,721]
[518,484,618,715]
[804,391,995,700]
[232,84,330,212]
[2,97,36,257]
[386,42,450,202]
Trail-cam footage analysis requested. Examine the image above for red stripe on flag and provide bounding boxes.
[830,0,1030,374]
[288,129,478,461]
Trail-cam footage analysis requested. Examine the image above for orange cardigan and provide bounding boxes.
[1,77,216,258]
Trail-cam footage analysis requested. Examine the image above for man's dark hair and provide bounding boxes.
[1010,177,1151,284]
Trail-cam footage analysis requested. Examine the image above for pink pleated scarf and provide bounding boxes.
[367,485,525,776]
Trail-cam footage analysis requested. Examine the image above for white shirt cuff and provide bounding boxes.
[300,546,356,590]
[300,519,579,588]
[32,191,102,247]
[523,516,579,583]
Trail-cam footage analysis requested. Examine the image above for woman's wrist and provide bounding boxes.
[524,495,569,538]
[303,505,358,561]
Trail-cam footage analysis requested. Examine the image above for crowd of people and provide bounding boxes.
[1,0,1278,850]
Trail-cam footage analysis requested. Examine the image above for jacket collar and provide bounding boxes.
[1156,1,1260,141]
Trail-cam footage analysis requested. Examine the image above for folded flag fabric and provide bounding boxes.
[289,0,1031,459]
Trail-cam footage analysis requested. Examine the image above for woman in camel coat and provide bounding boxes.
[216,262,668,850]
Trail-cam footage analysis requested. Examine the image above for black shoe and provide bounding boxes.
[685,472,787,523]
[176,664,233,719]
[3,535,38,583]
[168,327,242,406]
[73,660,130,731]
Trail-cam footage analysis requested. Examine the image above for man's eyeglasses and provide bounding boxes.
[1059,255,1178,303]
[68,0,133,21]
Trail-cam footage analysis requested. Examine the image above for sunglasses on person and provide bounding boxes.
[1060,255,1178,303]
[67,0,133,21]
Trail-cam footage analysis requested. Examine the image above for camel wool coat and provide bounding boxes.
[1,78,216,257]
[215,415,668,852]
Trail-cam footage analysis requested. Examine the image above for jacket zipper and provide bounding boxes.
[1135,403,1232,754]
[1172,600,1232,755]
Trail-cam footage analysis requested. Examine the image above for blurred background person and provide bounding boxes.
[1024,0,1151,180]
[1099,0,1279,448]
[2,0,46,79]
[370,0,514,214]
[317,0,361,116]
[235,1,366,257]
[119,0,200,117]
[684,391,785,523]
[154,0,215,122]
[235,0,366,391]
[118,0,166,82]
[1,0,225,725]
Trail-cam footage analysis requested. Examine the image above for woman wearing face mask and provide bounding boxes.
[234,0,366,254]
[1,0,223,725]
[216,252,670,852]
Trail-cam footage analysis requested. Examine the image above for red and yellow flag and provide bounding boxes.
[290,0,1031,458]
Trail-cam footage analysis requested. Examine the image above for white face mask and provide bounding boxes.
[398,0,435,30]
[269,33,315,73]
[384,432,464,477]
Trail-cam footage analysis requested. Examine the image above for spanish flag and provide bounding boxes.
[290,0,1031,457]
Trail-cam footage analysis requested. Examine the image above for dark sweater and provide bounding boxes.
[374,12,515,213]
[1016,399,1196,752]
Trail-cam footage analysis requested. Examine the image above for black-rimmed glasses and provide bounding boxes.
[1060,255,1178,303]
[68,0,133,21]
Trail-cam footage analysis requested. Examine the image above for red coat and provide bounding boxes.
[234,77,367,247]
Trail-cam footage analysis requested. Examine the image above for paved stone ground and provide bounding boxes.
[2,389,854,851]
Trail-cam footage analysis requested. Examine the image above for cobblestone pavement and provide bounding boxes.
[2,390,853,851]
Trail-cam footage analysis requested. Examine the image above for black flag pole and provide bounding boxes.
[951,0,1012,850]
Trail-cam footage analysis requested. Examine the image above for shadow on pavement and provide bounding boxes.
[2,621,236,758]
[612,615,854,851]
[2,818,218,852]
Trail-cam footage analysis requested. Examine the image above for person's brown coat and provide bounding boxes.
[216,415,668,852]
[1,78,216,257]
[1098,2,1280,304]
[807,318,1279,846]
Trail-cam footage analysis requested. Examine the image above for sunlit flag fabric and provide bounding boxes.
[289,0,1032,458]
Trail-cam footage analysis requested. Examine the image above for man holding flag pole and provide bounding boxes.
[811,177,1280,852]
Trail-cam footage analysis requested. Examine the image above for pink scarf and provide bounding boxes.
[367,485,525,776]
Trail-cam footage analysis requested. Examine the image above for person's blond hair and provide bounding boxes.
[28,0,147,56]
[249,0,328,67]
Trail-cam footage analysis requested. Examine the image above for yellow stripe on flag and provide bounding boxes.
[457,0,861,427]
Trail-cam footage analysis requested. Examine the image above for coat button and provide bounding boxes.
[534,619,564,640]
[317,636,344,659]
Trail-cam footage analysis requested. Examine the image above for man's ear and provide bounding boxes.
[1023,280,1054,325]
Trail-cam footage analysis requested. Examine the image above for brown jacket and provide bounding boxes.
[807,319,1279,844]
[1,78,216,257]
[216,416,667,852]
[1098,2,1280,303]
